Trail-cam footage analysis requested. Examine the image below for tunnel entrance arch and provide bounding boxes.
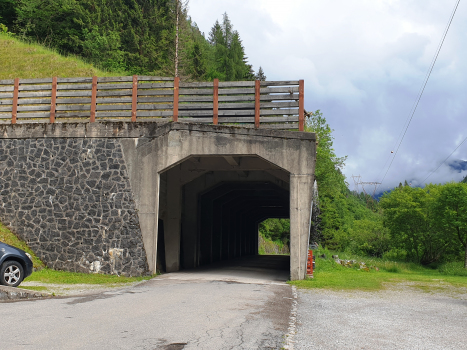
[120,123,315,280]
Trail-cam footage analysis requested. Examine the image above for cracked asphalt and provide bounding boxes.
[1,256,293,350]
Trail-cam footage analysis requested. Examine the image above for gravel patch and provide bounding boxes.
[294,284,467,350]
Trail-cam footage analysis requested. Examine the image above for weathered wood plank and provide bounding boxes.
[56,105,91,111]
[137,90,174,96]
[137,76,174,81]
[0,86,14,92]
[178,88,215,95]
[18,84,52,91]
[96,97,132,104]
[260,86,299,94]
[17,98,52,105]
[57,84,92,90]
[219,81,256,88]
[138,82,174,89]
[56,98,91,104]
[96,90,132,97]
[97,76,133,83]
[96,105,130,111]
[0,79,15,85]
[56,91,90,98]
[179,96,214,102]
[260,94,299,101]
[218,117,255,123]
[259,109,298,115]
[177,117,214,123]
[179,82,213,88]
[178,103,214,109]
[259,81,300,86]
[17,105,51,112]
[56,77,93,83]
[137,104,173,110]
[0,92,14,99]
[138,96,174,103]
[95,83,133,90]
[0,113,12,118]
[16,112,50,118]
[217,88,256,95]
[0,106,12,112]
[133,111,173,117]
[0,99,13,105]
[19,78,53,84]
[55,112,91,118]
[259,101,299,108]
[16,92,51,98]
[259,116,299,123]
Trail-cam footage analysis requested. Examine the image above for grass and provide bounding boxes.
[290,247,467,292]
[25,268,154,285]
[0,221,44,269]
[1,221,154,286]
[0,33,123,79]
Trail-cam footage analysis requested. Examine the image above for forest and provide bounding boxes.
[0,0,264,80]
[1,0,466,270]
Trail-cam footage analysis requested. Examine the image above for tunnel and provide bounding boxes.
[156,155,291,273]
[120,123,316,280]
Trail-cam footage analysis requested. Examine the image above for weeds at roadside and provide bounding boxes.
[291,246,467,292]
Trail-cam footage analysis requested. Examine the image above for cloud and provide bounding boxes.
[188,0,467,191]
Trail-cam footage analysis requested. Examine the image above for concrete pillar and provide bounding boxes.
[290,174,314,280]
[181,183,198,269]
[164,165,182,272]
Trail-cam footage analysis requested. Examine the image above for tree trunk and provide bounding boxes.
[465,237,467,269]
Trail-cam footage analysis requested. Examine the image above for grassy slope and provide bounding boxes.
[0,34,144,285]
[291,247,467,292]
[0,33,121,79]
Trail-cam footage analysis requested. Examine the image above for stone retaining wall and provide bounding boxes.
[0,138,148,276]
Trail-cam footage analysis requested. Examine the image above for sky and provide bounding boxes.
[188,0,467,194]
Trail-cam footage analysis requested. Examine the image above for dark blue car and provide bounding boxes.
[0,242,34,287]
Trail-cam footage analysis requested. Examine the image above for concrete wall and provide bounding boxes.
[0,122,316,280]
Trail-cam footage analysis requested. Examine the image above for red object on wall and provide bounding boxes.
[306,249,314,278]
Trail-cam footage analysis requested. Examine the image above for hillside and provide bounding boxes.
[0,33,118,80]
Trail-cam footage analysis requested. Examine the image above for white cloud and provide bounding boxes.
[189,0,467,191]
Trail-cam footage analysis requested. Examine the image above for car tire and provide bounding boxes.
[0,260,24,287]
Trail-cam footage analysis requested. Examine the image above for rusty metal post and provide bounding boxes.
[11,78,19,124]
[173,77,180,122]
[213,78,219,125]
[299,79,305,131]
[254,80,260,129]
[131,75,138,122]
[90,76,97,123]
[50,76,57,123]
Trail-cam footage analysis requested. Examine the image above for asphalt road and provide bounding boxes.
[1,256,293,350]
[4,256,467,350]
[294,286,467,350]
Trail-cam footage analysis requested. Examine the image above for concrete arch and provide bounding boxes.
[121,123,316,280]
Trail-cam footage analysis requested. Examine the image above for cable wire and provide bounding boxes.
[422,136,467,183]
[377,0,461,190]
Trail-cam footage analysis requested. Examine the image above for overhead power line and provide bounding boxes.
[377,0,461,190]
[422,136,467,183]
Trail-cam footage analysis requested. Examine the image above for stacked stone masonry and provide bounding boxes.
[0,138,148,276]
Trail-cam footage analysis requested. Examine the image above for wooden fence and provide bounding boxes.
[0,76,305,130]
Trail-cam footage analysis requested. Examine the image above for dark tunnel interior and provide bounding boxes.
[156,156,291,273]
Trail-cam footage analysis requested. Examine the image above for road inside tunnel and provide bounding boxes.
[160,255,291,284]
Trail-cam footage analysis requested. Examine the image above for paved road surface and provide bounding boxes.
[294,286,467,350]
[1,256,293,350]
